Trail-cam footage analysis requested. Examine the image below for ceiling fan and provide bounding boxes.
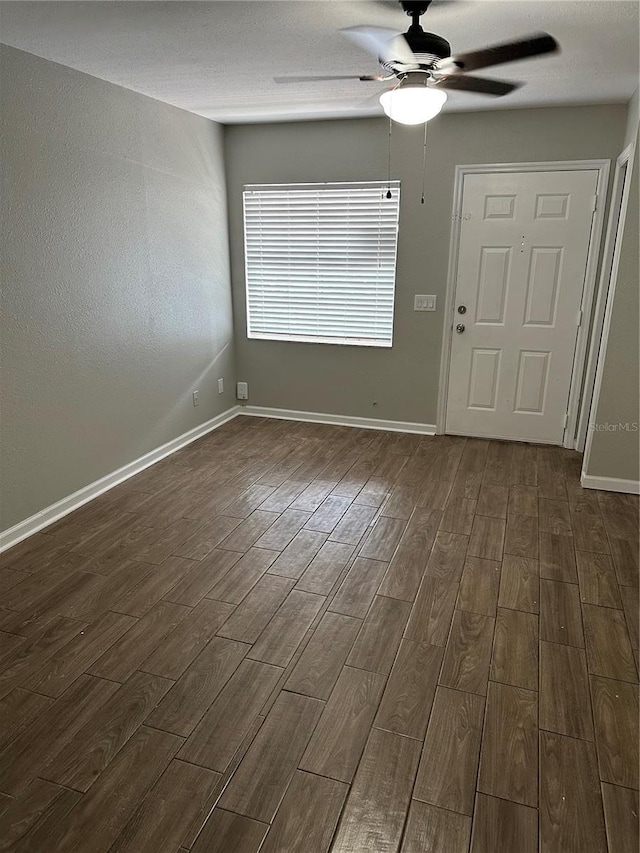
[274,1,559,124]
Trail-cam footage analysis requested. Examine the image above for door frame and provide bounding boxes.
[435,159,610,448]
[580,140,637,482]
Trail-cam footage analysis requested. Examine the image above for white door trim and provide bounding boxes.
[576,143,636,453]
[581,139,637,482]
[436,159,611,448]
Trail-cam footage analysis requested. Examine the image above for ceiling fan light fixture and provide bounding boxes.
[379,82,447,125]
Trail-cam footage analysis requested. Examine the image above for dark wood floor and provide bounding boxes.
[0,416,638,852]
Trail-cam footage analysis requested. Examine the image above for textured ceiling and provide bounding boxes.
[1,1,638,123]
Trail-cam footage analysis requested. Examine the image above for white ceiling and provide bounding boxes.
[1,1,638,123]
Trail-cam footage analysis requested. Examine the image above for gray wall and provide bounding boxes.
[586,90,640,483]
[225,104,627,425]
[1,46,235,531]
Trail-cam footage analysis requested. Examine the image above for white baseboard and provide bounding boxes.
[580,472,640,495]
[0,406,241,554]
[238,405,436,435]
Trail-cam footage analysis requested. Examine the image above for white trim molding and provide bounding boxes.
[580,474,640,495]
[0,406,241,554]
[436,159,611,449]
[238,406,436,435]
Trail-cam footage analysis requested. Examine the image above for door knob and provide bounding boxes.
[457,305,466,314]
[456,324,465,334]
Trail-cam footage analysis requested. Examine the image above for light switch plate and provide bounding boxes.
[414,294,437,312]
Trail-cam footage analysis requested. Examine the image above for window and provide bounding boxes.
[243,181,400,347]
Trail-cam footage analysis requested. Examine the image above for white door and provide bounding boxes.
[446,169,598,444]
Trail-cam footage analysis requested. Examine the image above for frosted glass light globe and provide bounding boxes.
[379,85,447,125]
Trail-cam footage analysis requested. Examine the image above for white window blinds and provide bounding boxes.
[243,181,400,347]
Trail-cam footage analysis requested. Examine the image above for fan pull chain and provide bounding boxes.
[386,112,393,199]
[421,119,429,204]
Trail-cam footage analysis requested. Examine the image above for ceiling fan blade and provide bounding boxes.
[273,74,386,84]
[433,75,521,96]
[441,32,559,73]
[341,25,419,68]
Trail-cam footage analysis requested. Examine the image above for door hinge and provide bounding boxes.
[576,309,583,327]
[592,194,598,212]
[563,413,569,430]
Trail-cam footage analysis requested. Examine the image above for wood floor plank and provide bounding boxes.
[267,530,327,579]
[217,690,323,823]
[439,610,495,696]
[110,760,222,853]
[377,508,441,600]
[0,778,70,849]
[0,688,52,753]
[190,809,268,853]
[295,542,355,595]
[570,500,610,555]
[404,577,459,646]
[374,639,443,739]
[291,480,338,513]
[575,551,623,608]
[508,485,538,517]
[259,480,309,513]
[163,549,242,606]
[217,511,281,553]
[178,659,282,773]
[140,598,235,679]
[216,574,296,644]
[40,670,173,792]
[457,556,500,617]
[401,801,471,853]
[329,557,388,618]
[88,600,190,681]
[476,484,509,519]
[601,783,639,853]
[468,515,505,562]
[540,579,584,647]
[329,504,377,546]
[539,730,607,853]
[0,615,87,700]
[504,513,539,558]
[346,595,412,676]
[424,531,468,583]
[539,640,593,740]
[255,509,312,551]
[590,675,639,788]
[621,584,639,650]
[300,666,385,783]
[354,476,391,508]
[470,793,538,853]
[145,636,249,737]
[249,589,325,667]
[285,612,362,700]
[490,607,538,691]
[413,685,484,815]
[223,484,278,518]
[0,784,82,852]
[498,554,539,614]
[609,536,639,589]
[48,727,183,853]
[358,516,407,562]
[539,532,578,583]
[582,603,637,682]
[330,728,421,853]
[205,547,280,604]
[22,610,137,697]
[539,498,572,535]
[260,771,347,853]
[478,681,538,807]
[109,556,197,617]
[304,495,353,534]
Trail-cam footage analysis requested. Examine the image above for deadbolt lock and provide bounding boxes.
[457,305,467,314]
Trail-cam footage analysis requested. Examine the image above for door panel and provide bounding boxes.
[446,169,598,445]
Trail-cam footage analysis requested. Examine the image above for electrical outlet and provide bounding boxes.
[217,378,224,394]
[236,381,249,401]
[414,294,437,312]
[192,390,200,407]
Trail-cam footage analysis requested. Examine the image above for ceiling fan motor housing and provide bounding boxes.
[381,28,451,74]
